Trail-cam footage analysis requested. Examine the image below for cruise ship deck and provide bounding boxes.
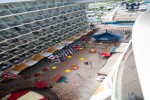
[0,0,146,100]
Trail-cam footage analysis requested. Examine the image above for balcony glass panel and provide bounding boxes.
[64,2,70,5]
[83,5,86,9]
[16,39,28,45]
[52,12,59,16]
[22,18,34,23]
[36,45,49,50]
[56,19,62,23]
[78,7,82,10]
[67,9,72,13]
[26,23,39,28]
[44,42,53,47]
[33,31,42,37]
[0,23,8,29]
[33,40,44,46]
[38,4,48,9]
[70,1,75,4]
[10,8,26,14]
[47,28,54,33]
[46,37,51,41]
[34,15,44,20]
[56,2,64,7]
[9,57,24,65]
[69,15,74,19]
[16,30,25,35]
[44,13,52,18]
[7,21,23,27]
[8,38,19,44]
[0,53,13,61]
[31,34,38,40]
[60,10,66,14]
[44,19,50,23]
[40,23,50,28]
[25,28,31,33]
[0,36,5,42]
[0,42,16,51]
[29,49,42,55]
[25,6,38,11]
[47,3,55,8]
[49,20,56,25]
[0,62,13,71]
[39,37,48,42]
[21,44,35,50]
[9,47,25,55]
[1,30,19,39]
[0,42,9,50]
[0,9,12,16]
[30,26,40,31]
[42,28,48,33]
[42,32,47,37]
[19,53,33,60]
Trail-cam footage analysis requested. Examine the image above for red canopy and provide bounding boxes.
[2,72,21,79]
[72,46,82,49]
[7,90,29,100]
[81,37,88,41]
[35,80,48,88]
[39,98,48,100]
[101,52,111,57]
[2,90,47,100]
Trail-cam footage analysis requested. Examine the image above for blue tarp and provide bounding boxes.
[93,31,123,41]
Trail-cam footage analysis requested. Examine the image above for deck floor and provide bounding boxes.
[0,25,132,99]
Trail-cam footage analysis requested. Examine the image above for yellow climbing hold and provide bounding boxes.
[67,56,72,59]
[52,66,57,70]
[99,42,103,44]
[80,58,85,61]
[65,70,71,73]
[79,48,83,50]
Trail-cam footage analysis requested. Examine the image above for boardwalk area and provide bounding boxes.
[0,25,132,100]
[0,40,117,100]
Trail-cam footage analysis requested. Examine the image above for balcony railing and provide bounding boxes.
[32,39,44,45]
[34,15,44,20]
[21,44,35,50]
[60,11,66,14]
[9,57,24,66]
[44,13,52,18]
[56,2,64,7]
[2,32,19,39]
[0,53,13,62]
[38,4,48,9]
[22,18,34,23]
[36,45,49,51]
[0,62,13,71]
[0,9,12,16]
[9,48,25,55]
[18,29,30,35]
[7,21,23,27]
[47,3,55,8]
[29,49,42,55]
[64,2,70,5]
[25,6,38,11]
[19,52,33,60]
[52,12,59,16]
[0,36,5,42]
[0,23,8,30]
[10,8,26,14]
[0,42,16,51]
